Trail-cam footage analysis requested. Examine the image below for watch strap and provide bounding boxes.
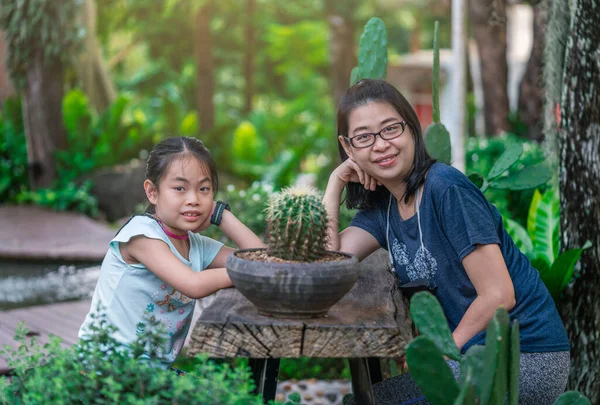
[210,201,231,226]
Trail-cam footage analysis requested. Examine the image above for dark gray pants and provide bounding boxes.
[346,351,570,405]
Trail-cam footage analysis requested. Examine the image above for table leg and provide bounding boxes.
[249,358,280,404]
[368,357,383,384]
[348,358,376,405]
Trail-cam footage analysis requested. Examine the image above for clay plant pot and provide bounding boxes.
[226,248,360,318]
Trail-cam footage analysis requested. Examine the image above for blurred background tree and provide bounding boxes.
[0,0,572,225]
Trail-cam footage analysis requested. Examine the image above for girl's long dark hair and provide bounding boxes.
[337,79,436,210]
[144,136,218,214]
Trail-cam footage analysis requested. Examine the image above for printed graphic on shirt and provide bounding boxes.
[155,286,192,312]
[391,239,438,281]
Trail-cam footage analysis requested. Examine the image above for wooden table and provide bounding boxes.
[187,250,414,405]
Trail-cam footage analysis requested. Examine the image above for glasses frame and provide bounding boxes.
[344,121,407,148]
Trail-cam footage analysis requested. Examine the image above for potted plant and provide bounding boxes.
[226,186,360,318]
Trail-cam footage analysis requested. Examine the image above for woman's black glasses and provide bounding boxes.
[345,121,407,148]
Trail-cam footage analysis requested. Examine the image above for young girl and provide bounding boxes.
[79,136,264,369]
[324,79,570,405]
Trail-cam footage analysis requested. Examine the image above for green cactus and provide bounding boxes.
[508,320,520,405]
[409,290,461,360]
[455,368,477,405]
[350,17,388,85]
[405,336,460,405]
[488,309,510,405]
[265,186,329,262]
[424,21,452,165]
[460,345,485,398]
[405,292,590,404]
[553,392,591,405]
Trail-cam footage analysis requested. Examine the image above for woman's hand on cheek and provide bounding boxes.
[334,159,380,191]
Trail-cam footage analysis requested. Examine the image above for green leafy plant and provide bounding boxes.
[237,91,334,189]
[404,292,590,405]
[266,186,329,262]
[0,89,157,216]
[60,89,155,179]
[0,311,270,404]
[0,97,98,216]
[467,142,552,195]
[502,188,591,299]
[15,180,99,217]
[465,133,549,224]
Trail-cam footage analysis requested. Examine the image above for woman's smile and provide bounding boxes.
[373,153,398,167]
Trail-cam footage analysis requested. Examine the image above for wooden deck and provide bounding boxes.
[0,299,92,371]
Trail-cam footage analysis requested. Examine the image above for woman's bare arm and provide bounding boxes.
[452,243,516,350]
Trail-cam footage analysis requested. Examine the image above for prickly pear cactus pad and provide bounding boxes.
[351,17,388,85]
[424,21,452,165]
[266,186,329,262]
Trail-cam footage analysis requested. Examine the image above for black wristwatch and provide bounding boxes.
[210,201,231,226]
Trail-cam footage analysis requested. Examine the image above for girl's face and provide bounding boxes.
[340,101,415,183]
[144,155,214,235]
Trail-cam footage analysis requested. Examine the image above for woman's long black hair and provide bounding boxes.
[337,79,436,210]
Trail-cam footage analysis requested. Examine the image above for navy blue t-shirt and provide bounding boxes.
[351,163,569,353]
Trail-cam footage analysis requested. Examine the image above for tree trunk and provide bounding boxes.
[470,0,510,136]
[195,2,215,132]
[325,1,357,107]
[517,0,548,141]
[243,0,255,115]
[22,51,67,189]
[557,0,600,401]
[73,0,115,113]
[0,31,15,104]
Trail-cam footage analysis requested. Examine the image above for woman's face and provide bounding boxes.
[340,101,415,183]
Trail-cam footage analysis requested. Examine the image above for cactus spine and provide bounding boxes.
[266,186,328,262]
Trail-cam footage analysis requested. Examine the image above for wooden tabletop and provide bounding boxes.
[187,250,414,359]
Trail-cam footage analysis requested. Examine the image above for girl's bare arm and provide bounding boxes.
[206,210,266,268]
[127,236,232,299]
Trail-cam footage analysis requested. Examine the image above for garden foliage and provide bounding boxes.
[0,311,272,405]
[502,188,591,300]
[0,97,99,216]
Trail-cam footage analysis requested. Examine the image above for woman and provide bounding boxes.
[323,79,570,404]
